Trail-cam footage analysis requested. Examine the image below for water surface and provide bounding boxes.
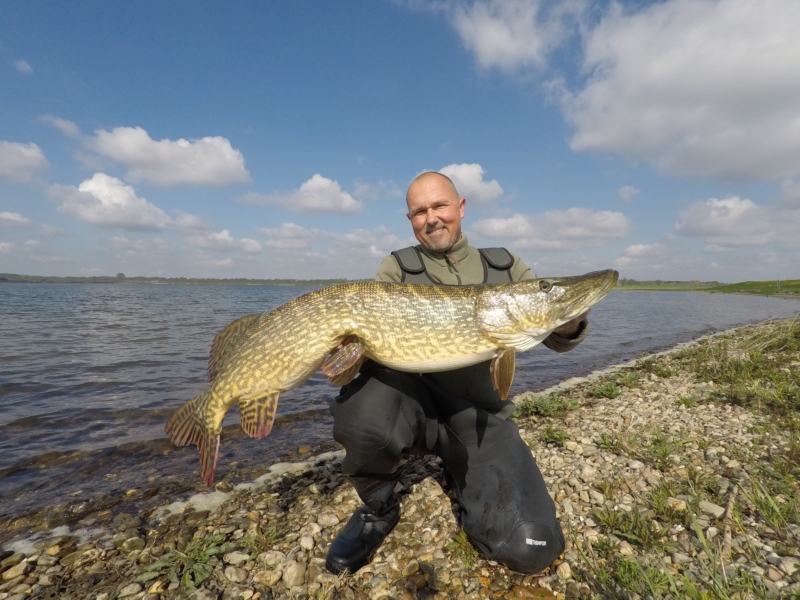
[1,283,797,525]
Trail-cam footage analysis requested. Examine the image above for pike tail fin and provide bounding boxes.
[164,391,221,486]
[208,313,261,382]
[239,392,279,438]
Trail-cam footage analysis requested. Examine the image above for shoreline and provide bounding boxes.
[2,318,799,599]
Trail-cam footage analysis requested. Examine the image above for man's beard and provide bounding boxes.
[424,226,457,253]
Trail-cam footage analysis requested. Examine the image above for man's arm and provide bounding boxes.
[510,252,588,353]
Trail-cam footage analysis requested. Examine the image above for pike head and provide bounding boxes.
[477,269,619,351]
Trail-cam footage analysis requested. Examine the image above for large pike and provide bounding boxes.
[165,269,618,484]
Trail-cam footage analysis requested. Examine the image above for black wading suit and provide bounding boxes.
[330,240,586,573]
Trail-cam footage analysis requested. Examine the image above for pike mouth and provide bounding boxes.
[557,270,619,322]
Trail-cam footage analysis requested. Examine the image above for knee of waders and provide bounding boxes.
[490,519,565,575]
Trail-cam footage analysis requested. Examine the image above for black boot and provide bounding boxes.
[325,500,400,575]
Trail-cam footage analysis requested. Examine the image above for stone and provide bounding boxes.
[298,445,312,454]
[579,464,597,482]
[402,559,420,577]
[781,557,799,576]
[253,569,282,587]
[299,535,315,550]
[618,541,634,556]
[37,574,54,587]
[225,566,248,583]
[262,551,285,566]
[666,497,687,511]
[767,566,783,582]
[698,501,725,519]
[318,513,340,527]
[189,590,219,600]
[118,582,143,597]
[224,551,251,567]
[556,562,571,580]
[627,460,645,469]
[407,572,428,590]
[672,552,692,565]
[706,526,719,540]
[0,554,24,569]
[506,586,556,599]
[282,561,306,587]
[121,537,145,553]
[1,562,30,582]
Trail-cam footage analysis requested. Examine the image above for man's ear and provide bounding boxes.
[459,197,466,218]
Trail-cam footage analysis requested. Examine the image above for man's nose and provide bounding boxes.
[425,209,439,224]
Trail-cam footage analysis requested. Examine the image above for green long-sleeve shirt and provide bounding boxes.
[375,234,588,353]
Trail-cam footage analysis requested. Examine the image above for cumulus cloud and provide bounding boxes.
[39,115,81,138]
[0,212,31,227]
[352,180,403,200]
[448,0,582,72]
[472,207,631,250]
[623,243,662,258]
[0,242,13,254]
[618,186,640,203]
[559,0,800,181]
[14,60,33,75]
[0,141,49,183]
[258,223,410,259]
[186,229,262,253]
[48,173,171,230]
[87,126,250,186]
[439,163,503,204]
[674,196,791,249]
[242,174,363,214]
[257,222,314,249]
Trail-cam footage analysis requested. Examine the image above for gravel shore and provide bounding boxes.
[1,318,798,600]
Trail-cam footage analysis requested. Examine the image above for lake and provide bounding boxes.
[1,283,798,524]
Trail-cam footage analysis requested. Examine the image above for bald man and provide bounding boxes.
[326,172,588,576]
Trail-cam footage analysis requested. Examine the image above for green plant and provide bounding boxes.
[590,382,620,399]
[136,534,235,592]
[616,371,640,388]
[237,526,283,556]
[677,396,697,407]
[446,529,479,569]
[540,425,569,446]
[636,357,674,378]
[516,393,579,417]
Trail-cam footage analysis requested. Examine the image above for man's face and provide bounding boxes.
[406,175,466,253]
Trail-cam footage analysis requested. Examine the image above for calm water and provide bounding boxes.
[1,283,798,523]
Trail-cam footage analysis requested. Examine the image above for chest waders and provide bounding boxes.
[326,245,565,576]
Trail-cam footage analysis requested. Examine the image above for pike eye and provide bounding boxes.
[539,281,552,292]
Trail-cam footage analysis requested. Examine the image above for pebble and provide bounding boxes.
[698,500,725,519]
[556,562,572,580]
[281,561,306,587]
[224,551,250,566]
[118,582,142,597]
[225,565,248,583]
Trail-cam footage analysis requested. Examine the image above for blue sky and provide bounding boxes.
[1,0,798,281]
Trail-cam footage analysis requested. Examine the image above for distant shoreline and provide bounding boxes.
[0,274,364,287]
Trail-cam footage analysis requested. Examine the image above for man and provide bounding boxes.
[325,171,588,576]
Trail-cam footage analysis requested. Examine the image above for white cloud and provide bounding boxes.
[258,222,314,249]
[472,207,631,250]
[448,0,582,72]
[618,185,640,203]
[439,163,503,205]
[0,212,31,227]
[39,115,81,139]
[173,211,205,230]
[623,243,662,258]
[0,242,13,254]
[14,60,33,75]
[186,229,262,253]
[352,180,403,200]
[88,126,250,186]
[242,174,363,214]
[48,173,171,230]
[560,0,800,181]
[0,141,49,183]
[674,196,787,248]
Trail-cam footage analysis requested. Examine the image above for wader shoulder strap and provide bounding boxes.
[478,247,514,284]
[391,246,435,284]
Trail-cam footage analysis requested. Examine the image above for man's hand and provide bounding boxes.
[553,310,588,339]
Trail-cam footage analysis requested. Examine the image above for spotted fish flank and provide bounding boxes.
[164,270,619,485]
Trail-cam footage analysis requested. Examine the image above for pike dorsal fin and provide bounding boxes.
[490,349,515,400]
[208,313,261,381]
[239,392,280,439]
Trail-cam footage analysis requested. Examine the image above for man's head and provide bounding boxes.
[406,172,466,253]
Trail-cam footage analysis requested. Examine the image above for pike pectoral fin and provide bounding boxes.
[208,313,261,382]
[321,338,365,386]
[239,392,279,439]
[490,349,515,400]
[164,392,221,486]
